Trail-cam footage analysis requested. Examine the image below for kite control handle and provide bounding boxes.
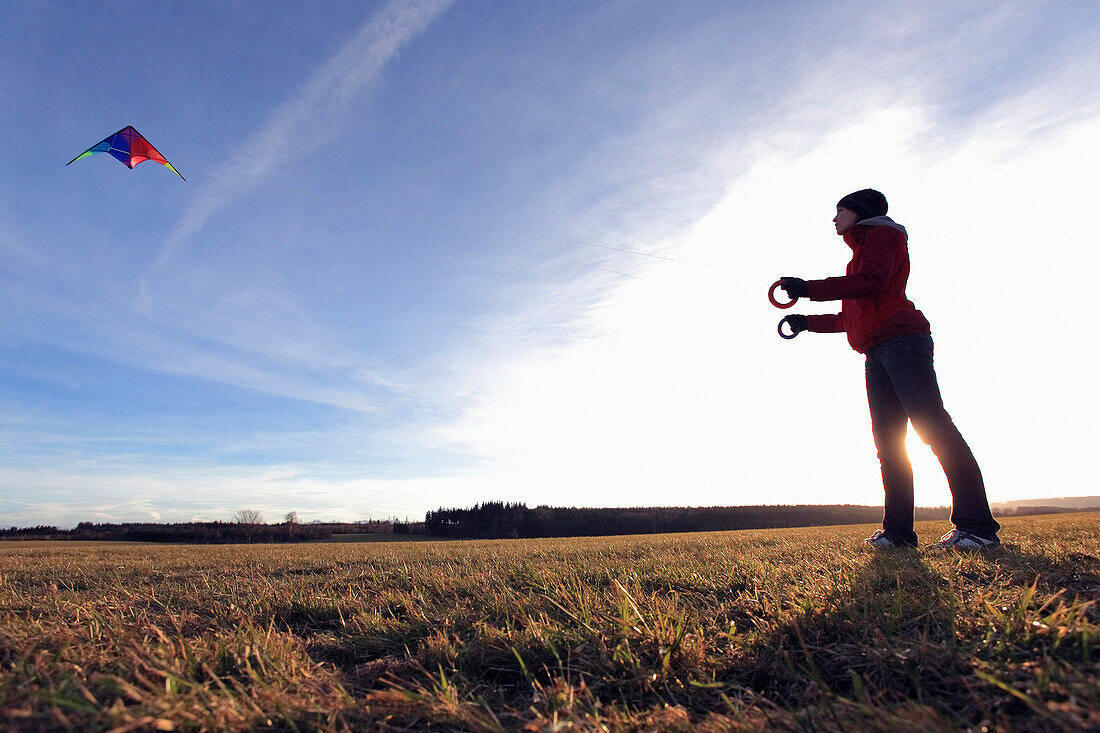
[769,280,797,309]
[778,315,800,340]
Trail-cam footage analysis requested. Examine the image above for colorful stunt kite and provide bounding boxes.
[67,126,185,180]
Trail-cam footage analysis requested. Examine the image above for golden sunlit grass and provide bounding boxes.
[2,513,1098,731]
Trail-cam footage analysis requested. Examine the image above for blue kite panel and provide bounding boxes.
[107,133,129,153]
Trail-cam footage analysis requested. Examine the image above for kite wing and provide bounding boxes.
[67,125,185,180]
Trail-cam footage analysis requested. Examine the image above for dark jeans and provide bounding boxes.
[865,334,999,542]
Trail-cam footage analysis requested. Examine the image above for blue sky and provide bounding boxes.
[2,1,1099,527]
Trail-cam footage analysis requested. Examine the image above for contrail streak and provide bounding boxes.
[149,0,455,278]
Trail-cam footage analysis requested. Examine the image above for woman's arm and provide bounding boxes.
[806,313,845,333]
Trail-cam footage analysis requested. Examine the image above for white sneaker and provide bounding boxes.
[865,529,900,549]
[929,529,1001,551]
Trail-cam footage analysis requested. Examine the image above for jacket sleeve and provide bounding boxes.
[806,313,844,333]
[806,228,898,301]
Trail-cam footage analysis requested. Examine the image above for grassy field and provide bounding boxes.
[1,513,1098,731]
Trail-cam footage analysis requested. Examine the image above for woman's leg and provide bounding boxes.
[868,334,1000,539]
[866,350,918,544]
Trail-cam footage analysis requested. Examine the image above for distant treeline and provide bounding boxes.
[4,503,1090,544]
[996,505,1100,517]
[424,501,955,539]
[993,496,1100,511]
[0,519,420,544]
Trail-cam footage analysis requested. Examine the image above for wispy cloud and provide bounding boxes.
[0,463,473,527]
[144,0,455,293]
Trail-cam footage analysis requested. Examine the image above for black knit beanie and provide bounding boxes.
[837,189,888,221]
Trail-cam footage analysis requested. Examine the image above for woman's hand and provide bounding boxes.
[785,314,807,334]
[780,277,809,299]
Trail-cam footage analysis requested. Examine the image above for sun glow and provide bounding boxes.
[442,102,1100,513]
[905,427,953,508]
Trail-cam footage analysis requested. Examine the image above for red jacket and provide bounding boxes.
[804,217,930,353]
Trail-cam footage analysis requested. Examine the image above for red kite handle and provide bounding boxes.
[769,280,797,309]
[778,316,800,340]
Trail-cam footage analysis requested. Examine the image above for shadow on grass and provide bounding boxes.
[297,550,966,721]
[732,544,1100,729]
[983,544,1100,596]
[291,540,1099,731]
[722,551,978,717]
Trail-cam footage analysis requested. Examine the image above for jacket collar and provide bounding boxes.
[843,216,907,247]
